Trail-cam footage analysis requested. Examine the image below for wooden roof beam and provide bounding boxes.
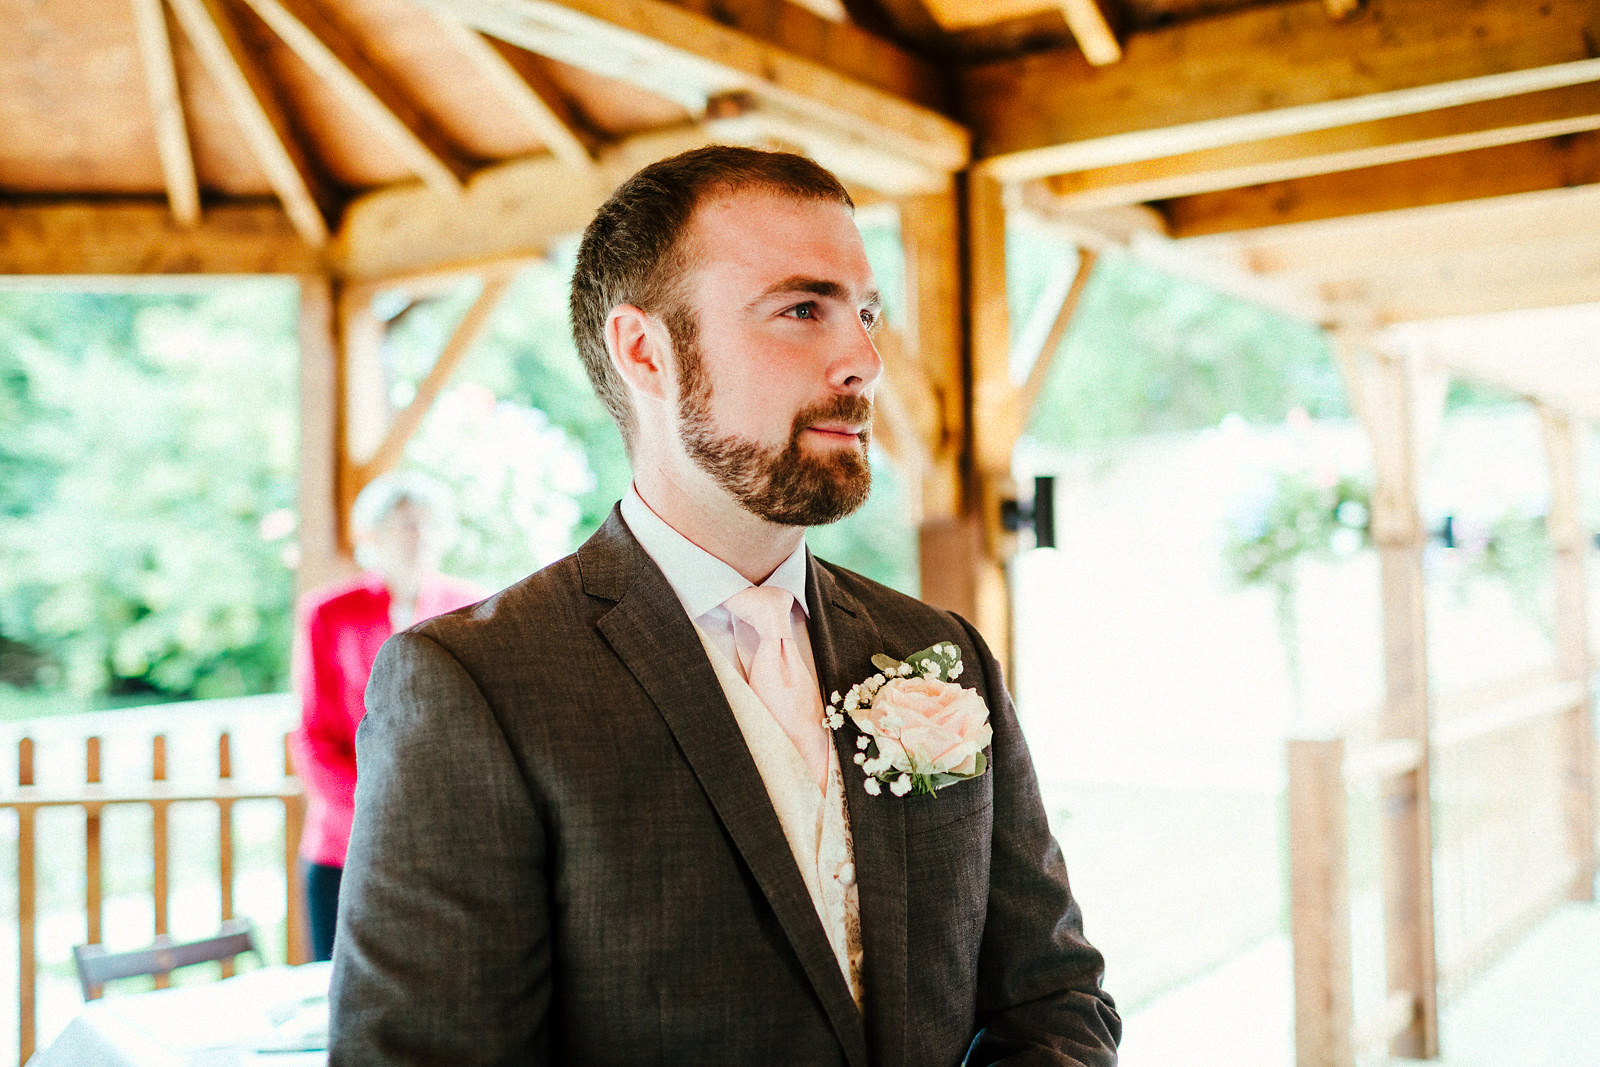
[410,0,968,191]
[704,93,949,196]
[1181,184,1600,284]
[1057,1,1120,66]
[166,0,331,245]
[1043,81,1600,212]
[966,0,1600,182]
[130,0,200,227]
[1327,262,1600,325]
[1163,131,1600,237]
[0,199,321,275]
[438,25,600,171]
[335,125,714,282]
[239,0,469,195]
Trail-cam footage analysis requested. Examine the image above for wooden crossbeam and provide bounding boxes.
[167,0,331,245]
[1043,81,1600,211]
[439,24,599,170]
[0,199,320,275]
[349,272,516,493]
[130,0,200,227]
[1014,248,1096,426]
[965,0,1600,181]
[705,93,950,196]
[1164,131,1600,238]
[1180,182,1600,283]
[410,0,968,180]
[238,0,469,195]
[335,125,713,282]
[1169,180,1600,323]
[1057,0,1119,66]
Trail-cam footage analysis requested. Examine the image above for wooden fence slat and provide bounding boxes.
[1289,736,1355,1067]
[152,734,169,988]
[283,733,307,965]
[218,732,236,977]
[18,739,36,1067]
[86,736,104,948]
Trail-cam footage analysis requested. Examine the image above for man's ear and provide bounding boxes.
[605,304,672,404]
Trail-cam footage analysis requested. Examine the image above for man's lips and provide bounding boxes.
[803,423,866,441]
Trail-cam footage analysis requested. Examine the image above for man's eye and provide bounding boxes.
[790,303,815,319]
[860,309,880,330]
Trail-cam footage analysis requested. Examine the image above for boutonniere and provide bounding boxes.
[825,642,993,797]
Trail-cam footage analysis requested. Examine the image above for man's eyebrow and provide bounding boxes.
[746,276,881,311]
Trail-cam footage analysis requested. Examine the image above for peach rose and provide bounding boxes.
[857,676,992,776]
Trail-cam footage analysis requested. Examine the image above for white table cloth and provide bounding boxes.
[29,961,331,1067]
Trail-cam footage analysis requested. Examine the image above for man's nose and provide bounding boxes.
[830,319,883,396]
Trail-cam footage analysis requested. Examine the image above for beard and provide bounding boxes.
[673,331,873,527]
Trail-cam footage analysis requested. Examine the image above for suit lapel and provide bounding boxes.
[580,513,869,1067]
[808,556,909,1067]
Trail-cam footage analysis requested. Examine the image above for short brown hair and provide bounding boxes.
[569,145,854,448]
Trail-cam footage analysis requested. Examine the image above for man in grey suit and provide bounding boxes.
[331,146,1119,1065]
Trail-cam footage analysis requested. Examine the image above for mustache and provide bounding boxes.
[789,395,873,440]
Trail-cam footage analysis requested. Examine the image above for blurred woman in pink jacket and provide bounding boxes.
[290,474,482,962]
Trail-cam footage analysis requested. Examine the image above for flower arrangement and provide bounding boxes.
[828,642,992,797]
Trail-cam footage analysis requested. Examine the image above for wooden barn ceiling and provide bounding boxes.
[2,0,1599,414]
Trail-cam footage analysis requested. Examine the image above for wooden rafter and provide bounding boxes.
[1164,131,1600,238]
[129,0,200,226]
[349,271,517,492]
[1057,0,1119,66]
[238,0,469,194]
[965,0,1600,181]
[1042,81,1600,212]
[166,0,331,245]
[438,23,599,170]
[410,0,968,182]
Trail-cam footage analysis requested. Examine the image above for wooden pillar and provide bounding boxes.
[901,180,1003,655]
[1289,737,1355,1067]
[1539,406,1597,901]
[297,274,357,595]
[958,171,1016,670]
[1335,339,1441,1059]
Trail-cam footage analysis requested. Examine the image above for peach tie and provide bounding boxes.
[725,586,830,790]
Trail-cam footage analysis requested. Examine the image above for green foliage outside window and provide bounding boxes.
[1,285,300,709]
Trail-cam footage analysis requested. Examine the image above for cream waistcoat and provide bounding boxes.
[695,627,864,1009]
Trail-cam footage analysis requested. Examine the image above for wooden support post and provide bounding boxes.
[298,275,357,595]
[1539,405,1597,901]
[1289,736,1355,1067]
[1334,340,1441,1059]
[898,186,965,524]
[961,171,1017,672]
[900,183,993,640]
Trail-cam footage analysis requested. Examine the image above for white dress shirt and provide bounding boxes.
[620,486,865,1007]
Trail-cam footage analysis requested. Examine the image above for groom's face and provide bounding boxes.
[666,190,883,527]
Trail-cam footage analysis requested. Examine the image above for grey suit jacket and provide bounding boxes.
[331,507,1119,1066]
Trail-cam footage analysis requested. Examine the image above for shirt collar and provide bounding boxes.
[621,485,811,622]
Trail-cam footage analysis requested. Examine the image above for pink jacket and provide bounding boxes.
[290,572,483,867]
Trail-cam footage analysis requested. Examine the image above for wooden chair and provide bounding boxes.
[72,918,260,1000]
